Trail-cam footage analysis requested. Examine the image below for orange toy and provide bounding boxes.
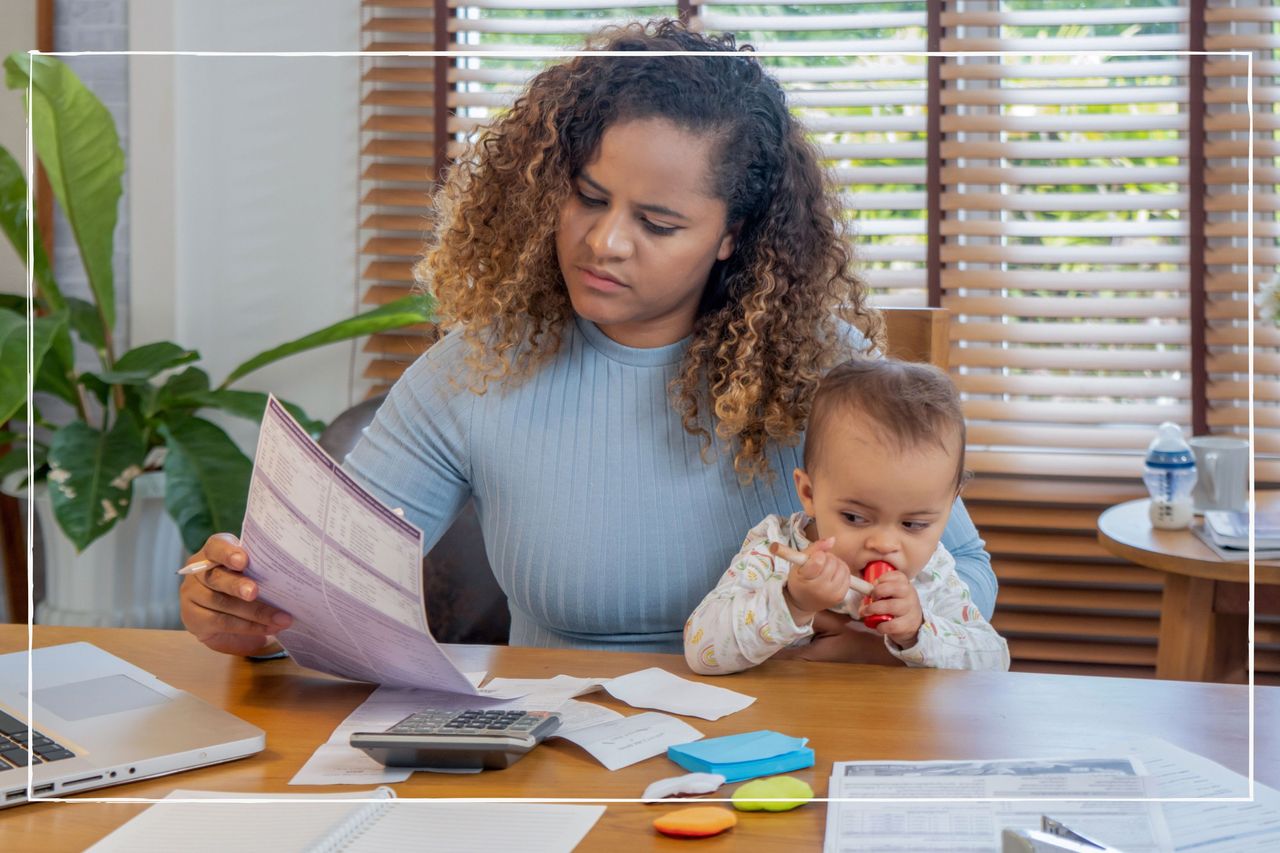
[653,806,738,838]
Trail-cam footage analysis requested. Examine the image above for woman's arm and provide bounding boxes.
[343,332,475,553]
[938,497,997,620]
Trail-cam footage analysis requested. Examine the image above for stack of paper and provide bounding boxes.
[1194,510,1280,560]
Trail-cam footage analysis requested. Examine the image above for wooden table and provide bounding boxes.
[2,625,1277,851]
[1097,498,1280,683]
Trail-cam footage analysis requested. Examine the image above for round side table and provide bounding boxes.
[1097,498,1280,682]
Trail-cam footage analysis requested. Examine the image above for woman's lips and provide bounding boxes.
[579,267,628,293]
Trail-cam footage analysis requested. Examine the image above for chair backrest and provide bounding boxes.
[878,306,951,370]
[318,395,511,645]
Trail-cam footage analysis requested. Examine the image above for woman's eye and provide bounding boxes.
[577,191,606,207]
[642,220,678,236]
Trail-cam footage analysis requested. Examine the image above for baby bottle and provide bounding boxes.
[1143,422,1197,530]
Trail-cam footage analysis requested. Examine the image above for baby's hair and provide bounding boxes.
[803,358,968,494]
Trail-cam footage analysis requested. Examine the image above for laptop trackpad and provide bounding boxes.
[31,674,169,722]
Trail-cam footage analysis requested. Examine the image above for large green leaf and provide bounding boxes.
[0,442,46,489]
[0,144,62,311]
[66,295,105,353]
[177,389,323,436]
[220,294,435,388]
[45,412,146,551]
[0,307,67,424]
[90,341,198,385]
[159,417,253,553]
[5,53,123,331]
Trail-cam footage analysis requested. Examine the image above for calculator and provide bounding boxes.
[350,709,562,771]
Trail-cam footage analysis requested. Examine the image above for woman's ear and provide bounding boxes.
[793,467,816,517]
[716,222,740,261]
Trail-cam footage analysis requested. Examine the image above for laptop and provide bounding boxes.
[0,642,265,808]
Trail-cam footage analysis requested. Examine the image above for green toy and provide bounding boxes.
[731,775,814,812]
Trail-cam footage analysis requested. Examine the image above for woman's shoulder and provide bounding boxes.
[832,314,876,358]
[387,325,477,404]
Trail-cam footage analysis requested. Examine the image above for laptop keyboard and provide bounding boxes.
[0,710,76,770]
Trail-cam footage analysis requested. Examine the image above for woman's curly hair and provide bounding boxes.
[418,18,883,482]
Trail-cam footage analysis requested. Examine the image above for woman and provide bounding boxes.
[180,19,996,659]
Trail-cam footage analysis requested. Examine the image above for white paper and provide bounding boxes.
[603,667,754,721]
[86,789,605,853]
[343,801,606,853]
[824,757,1171,853]
[1096,737,1280,852]
[481,674,610,699]
[85,788,393,852]
[553,711,703,771]
[552,698,626,736]
[241,398,479,693]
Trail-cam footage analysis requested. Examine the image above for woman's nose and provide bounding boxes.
[585,209,633,260]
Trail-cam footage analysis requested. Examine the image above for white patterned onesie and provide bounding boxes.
[684,513,1010,674]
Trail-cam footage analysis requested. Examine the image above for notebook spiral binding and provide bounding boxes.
[302,786,397,853]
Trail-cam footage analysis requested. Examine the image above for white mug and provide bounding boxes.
[1189,436,1249,513]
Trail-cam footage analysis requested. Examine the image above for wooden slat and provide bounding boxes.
[967,505,1101,532]
[993,560,1162,588]
[364,359,411,381]
[982,530,1116,561]
[362,261,415,283]
[1007,638,1157,667]
[362,284,415,305]
[993,611,1159,641]
[1011,660,1154,679]
[998,586,1161,614]
[963,477,1145,506]
[361,213,430,233]
[361,237,424,258]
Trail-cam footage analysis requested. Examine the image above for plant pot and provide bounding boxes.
[2,472,185,628]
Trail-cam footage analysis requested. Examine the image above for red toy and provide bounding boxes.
[861,561,895,628]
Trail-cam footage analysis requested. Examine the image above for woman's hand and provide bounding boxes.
[775,610,902,666]
[179,533,293,656]
[858,570,924,648]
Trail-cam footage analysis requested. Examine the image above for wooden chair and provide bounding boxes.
[877,306,951,370]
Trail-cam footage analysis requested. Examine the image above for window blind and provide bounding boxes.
[358,2,1280,681]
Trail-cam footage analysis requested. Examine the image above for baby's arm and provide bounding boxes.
[684,519,813,675]
[885,547,1011,671]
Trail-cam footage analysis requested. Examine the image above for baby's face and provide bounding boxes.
[794,411,959,580]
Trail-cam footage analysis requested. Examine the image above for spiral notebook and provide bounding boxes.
[85,788,605,853]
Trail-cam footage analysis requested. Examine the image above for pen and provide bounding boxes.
[176,559,217,576]
[768,542,876,596]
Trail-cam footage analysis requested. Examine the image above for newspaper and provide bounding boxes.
[824,756,1170,853]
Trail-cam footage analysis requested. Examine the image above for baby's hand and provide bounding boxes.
[858,570,923,648]
[783,538,852,623]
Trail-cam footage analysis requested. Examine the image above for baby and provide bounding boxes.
[684,357,1009,674]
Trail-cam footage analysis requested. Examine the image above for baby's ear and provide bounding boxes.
[956,469,974,497]
[793,468,815,513]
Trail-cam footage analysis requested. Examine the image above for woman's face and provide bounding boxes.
[556,118,737,348]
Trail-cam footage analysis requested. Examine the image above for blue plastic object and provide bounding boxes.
[667,731,814,783]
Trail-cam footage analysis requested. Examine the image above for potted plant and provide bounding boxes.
[0,54,432,625]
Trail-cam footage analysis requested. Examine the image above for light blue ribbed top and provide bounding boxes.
[345,317,995,653]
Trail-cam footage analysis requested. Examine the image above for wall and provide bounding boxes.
[0,0,40,296]
[129,0,362,436]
